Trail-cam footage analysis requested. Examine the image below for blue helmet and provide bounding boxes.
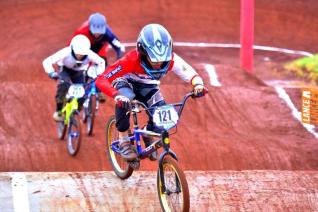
[137,24,173,80]
[89,13,107,34]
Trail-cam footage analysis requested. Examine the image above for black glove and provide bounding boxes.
[114,95,131,109]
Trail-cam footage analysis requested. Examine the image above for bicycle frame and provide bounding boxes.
[110,92,194,160]
[83,79,99,108]
[85,79,97,97]
[61,98,79,125]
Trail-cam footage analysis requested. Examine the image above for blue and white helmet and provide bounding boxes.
[137,24,173,80]
[89,13,107,34]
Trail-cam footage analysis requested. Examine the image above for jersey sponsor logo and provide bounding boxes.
[104,65,122,78]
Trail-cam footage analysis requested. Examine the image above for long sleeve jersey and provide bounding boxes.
[42,46,105,75]
[95,49,202,98]
[71,21,125,59]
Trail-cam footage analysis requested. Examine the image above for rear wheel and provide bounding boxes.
[67,112,82,156]
[157,156,190,212]
[105,115,133,179]
[87,95,97,136]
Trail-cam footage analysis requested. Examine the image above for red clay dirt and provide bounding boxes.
[1,0,318,211]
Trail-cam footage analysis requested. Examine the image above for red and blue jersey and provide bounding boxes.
[96,49,200,98]
[70,21,124,59]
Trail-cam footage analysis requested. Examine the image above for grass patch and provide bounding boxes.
[284,54,318,84]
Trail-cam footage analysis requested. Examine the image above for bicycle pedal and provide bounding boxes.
[129,160,140,170]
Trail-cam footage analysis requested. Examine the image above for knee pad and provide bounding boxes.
[112,77,135,100]
[112,77,133,90]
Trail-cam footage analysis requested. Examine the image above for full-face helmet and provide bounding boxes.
[70,35,91,61]
[137,24,173,80]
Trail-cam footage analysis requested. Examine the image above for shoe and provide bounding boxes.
[98,92,106,103]
[119,140,137,161]
[143,136,158,161]
[53,111,64,122]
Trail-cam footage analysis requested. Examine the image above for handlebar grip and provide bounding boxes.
[191,87,208,98]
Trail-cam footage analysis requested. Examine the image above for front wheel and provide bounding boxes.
[157,156,190,212]
[67,112,82,156]
[57,120,67,140]
[105,115,133,179]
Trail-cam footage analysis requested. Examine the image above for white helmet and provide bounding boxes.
[70,35,91,56]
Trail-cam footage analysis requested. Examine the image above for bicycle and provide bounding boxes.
[82,66,100,136]
[106,91,205,211]
[57,79,84,156]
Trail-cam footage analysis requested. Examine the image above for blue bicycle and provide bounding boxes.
[82,67,100,136]
[105,91,205,211]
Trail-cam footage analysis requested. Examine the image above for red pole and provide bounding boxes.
[240,0,254,73]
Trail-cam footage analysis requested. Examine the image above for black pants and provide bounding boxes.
[55,67,85,111]
[115,81,165,132]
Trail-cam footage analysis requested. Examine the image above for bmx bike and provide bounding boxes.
[57,79,85,156]
[82,66,100,136]
[106,91,205,211]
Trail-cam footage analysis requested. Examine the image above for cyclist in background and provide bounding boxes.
[43,35,105,121]
[96,24,205,161]
[70,12,125,102]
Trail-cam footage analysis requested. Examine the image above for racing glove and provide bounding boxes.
[48,71,58,80]
[191,76,205,97]
[114,95,131,109]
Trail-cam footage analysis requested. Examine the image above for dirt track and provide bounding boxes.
[1,171,318,211]
[1,0,318,211]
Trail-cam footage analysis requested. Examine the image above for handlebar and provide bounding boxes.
[129,87,208,118]
[57,74,95,87]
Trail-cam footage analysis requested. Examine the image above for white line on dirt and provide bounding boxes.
[10,173,30,212]
[202,64,222,87]
[274,86,318,139]
[122,42,313,57]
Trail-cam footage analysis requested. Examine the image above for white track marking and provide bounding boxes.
[10,173,30,212]
[274,86,318,139]
[265,80,308,88]
[122,42,313,57]
[202,64,222,87]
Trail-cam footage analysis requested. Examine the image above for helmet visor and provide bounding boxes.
[89,24,106,34]
[71,48,87,63]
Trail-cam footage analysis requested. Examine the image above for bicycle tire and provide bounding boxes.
[82,106,88,123]
[105,115,133,179]
[57,121,67,140]
[157,156,190,212]
[67,112,82,156]
[87,94,96,136]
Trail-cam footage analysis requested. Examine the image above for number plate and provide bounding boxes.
[153,105,179,130]
[67,84,85,98]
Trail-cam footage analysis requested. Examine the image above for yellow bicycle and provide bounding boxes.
[57,81,84,156]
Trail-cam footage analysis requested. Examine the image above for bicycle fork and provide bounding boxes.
[158,130,179,193]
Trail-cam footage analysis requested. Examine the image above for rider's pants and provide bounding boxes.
[55,66,84,111]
